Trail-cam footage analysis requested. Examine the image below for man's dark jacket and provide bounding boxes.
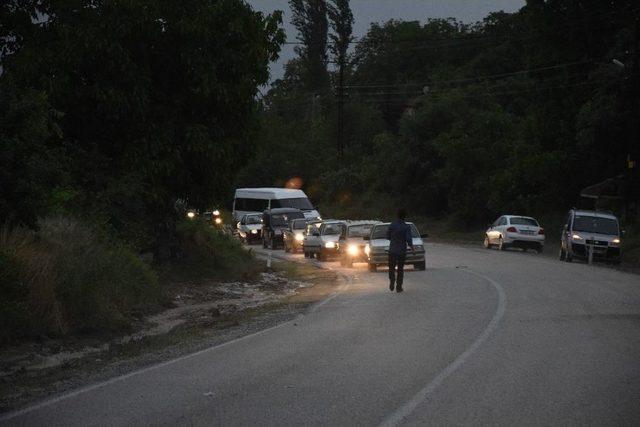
[387,220,413,255]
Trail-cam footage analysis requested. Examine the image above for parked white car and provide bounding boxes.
[484,215,545,253]
[559,209,622,263]
[365,222,426,271]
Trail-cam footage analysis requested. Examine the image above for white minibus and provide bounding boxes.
[232,188,321,222]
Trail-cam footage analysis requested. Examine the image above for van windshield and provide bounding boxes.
[573,215,619,235]
[271,198,314,210]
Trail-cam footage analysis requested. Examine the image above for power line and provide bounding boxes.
[342,60,592,90]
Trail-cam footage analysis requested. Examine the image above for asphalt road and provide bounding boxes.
[2,243,640,426]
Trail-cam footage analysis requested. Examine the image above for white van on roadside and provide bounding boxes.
[232,188,321,222]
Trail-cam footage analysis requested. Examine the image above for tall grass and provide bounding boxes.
[170,219,257,281]
[0,217,164,344]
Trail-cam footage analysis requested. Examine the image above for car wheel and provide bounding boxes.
[414,261,426,270]
[368,263,377,272]
[317,251,325,262]
[498,237,507,251]
[284,241,290,253]
[536,245,543,254]
[559,247,566,260]
[345,258,353,268]
[565,251,573,262]
[483,236,491,249]
[262,238,267,249]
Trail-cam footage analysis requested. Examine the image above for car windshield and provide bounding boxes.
[271,198,314,210]
[322,224,343,235]
[270,212,304,226]
[573,215,619,235]
[371,224,420,240]
[292,219,307,230]
[348,224,375,237]
[245,215,261,225]
[510,217,538,226]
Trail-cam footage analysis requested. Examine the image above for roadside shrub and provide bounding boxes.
[174,219,255,280]
[0,217,164,344]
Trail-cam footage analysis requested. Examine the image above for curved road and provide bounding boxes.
[2,243,639,426]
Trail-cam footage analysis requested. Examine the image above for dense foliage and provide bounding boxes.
[241,0,640,225]
[0,218,164,343]
[1,0,284,249]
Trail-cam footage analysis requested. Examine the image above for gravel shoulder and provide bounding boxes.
[0,257,341,413]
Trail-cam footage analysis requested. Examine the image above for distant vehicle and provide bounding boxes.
[203,209,223,227]
[283,218,309,253]
[484,215,545,253]
[559,209,623,263]
[303,220,346,261]
[365,222,426,271]
[233,188,320,223]
[339,221,381,268]
[237,213,263,244]
[262,208,305,250]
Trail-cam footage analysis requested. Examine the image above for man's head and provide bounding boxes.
[397,208,406,220]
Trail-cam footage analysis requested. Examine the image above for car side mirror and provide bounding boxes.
[363,236,370,241]
[421,233,429,238]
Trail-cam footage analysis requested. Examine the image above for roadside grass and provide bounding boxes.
[159,219,262,284]
[0,217,165,345]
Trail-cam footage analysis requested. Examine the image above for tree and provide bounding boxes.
[1,0,284,251]
[289,0,329,91]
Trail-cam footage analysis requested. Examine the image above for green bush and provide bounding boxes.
[174,219,255,280]
[0,217,164,343]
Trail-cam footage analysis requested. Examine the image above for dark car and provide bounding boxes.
[262,208,305,249]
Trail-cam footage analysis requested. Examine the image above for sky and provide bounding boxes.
[247,0,526,83]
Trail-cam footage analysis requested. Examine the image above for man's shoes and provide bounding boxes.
[389,282,395,291]
[396,285,403,293]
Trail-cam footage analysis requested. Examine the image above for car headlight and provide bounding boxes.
[611,238,621,245]
[414,245,424,251]
[215,217,222,225]
[213,210,220,216]
[364,244,370,255]
[251,229,258,235]
[295,233,304,242]
[571,234,583,241]
[325,241,336,249]
[347,244,359,256]
[187,211,196,219]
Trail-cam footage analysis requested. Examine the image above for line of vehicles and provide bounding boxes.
[231,188,625,267]
[232,188,427,270]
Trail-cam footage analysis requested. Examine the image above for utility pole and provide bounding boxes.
[337,60,345,163]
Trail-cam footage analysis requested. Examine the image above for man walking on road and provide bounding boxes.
[386,209,414,293]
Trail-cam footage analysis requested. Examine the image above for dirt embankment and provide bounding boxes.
[0,259,341,413]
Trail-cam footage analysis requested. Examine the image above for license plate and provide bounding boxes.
[521,230,535,235]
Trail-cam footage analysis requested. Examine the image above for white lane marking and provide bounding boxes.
[379,269,507,427]
[0,251,351,423]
